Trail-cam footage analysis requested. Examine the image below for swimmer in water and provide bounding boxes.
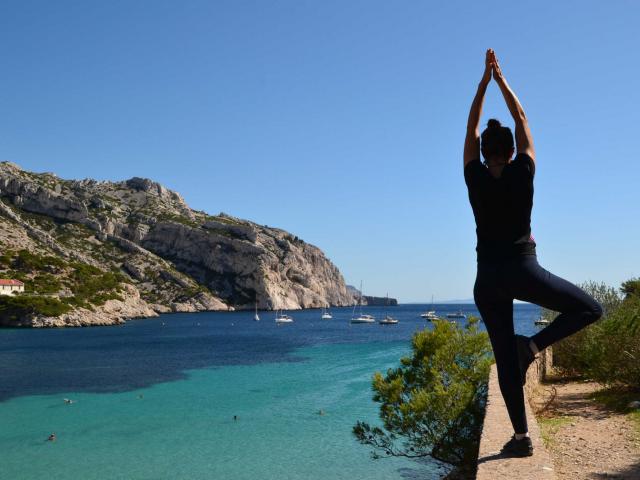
[48,433,56,442]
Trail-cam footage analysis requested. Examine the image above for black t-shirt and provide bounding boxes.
[464,153,537,261]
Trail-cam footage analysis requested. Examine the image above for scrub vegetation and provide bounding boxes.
[0,249,126,321]
[353,317,492,478]
[540,277,640,457]
[547,278,640,389]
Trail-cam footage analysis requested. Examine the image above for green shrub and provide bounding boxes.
[621,278,640,299]
[11,250,65,273]
[0,296,71,323]
[31,273,62,294]
[581,298,640,387]
[353,317,492,471]
[550,280,640,388]
[545,281,620,374]
[0,250,14,267]
[89,292,123,305]
[66,263,126,307]
[0,248,129,317]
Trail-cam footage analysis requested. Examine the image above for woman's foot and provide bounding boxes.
[500,434,533,457]
[515,335,536,385]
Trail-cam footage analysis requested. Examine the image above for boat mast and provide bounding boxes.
[351,284,357,318]
[385,292,388,318]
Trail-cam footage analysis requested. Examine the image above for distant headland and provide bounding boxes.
[346,285,398,306]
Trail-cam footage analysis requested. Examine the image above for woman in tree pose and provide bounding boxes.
[463,49,602,457]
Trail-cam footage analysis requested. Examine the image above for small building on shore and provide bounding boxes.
[0,279,24,295]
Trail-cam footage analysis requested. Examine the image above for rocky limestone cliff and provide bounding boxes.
[0,162,354,327]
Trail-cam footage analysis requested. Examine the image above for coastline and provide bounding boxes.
[1,301,465,329]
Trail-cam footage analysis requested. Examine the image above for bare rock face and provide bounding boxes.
[0,174,88,222]
[140,221,352,310]
[0,161,354,327]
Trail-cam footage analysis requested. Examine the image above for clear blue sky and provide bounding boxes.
[1,1,638,302]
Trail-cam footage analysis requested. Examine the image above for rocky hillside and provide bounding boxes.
[0,162,353,327]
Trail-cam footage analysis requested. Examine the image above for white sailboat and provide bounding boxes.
[420,295,438,320]
[321,307,332,320]
[275,308,293,324]
[379,293,398,325]
[351,314,375,324]
[351,281,375,324]
[379,315,398,325]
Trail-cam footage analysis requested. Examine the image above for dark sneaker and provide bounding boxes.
[515,334,536,386]
[500,434,534,457]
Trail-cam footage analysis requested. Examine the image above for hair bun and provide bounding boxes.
[487,118,502,129]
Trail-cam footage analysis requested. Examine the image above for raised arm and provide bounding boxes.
[463,49,493,169]
[491,53,536,162]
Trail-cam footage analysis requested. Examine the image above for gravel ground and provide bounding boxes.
[532,379,640,479]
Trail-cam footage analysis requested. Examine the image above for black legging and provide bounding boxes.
[474,255,603,433]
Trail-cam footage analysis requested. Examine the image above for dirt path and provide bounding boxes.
[532,379,640,479]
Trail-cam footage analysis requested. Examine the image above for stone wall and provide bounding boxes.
[475,348,556,479]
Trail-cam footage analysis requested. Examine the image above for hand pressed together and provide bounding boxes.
[482,48,504,83]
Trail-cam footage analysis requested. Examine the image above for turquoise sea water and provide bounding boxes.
[0,304,541,480]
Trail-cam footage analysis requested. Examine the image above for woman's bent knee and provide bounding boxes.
[587,299,603,323]
[578,296,603,326]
